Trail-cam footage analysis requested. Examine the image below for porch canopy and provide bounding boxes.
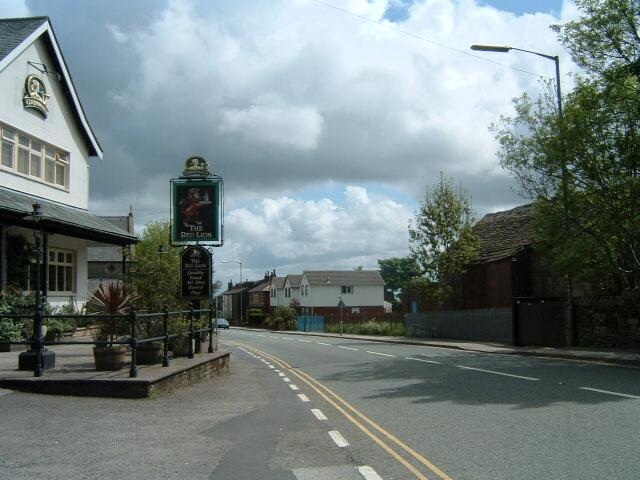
[0,186,137,245]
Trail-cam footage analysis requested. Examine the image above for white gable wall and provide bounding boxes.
[0,36,91,209]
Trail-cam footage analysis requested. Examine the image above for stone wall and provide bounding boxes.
[576,297,640,348]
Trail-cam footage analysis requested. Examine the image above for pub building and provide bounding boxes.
[0,16,136,307]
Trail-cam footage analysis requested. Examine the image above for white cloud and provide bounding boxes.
[106,23,128,43]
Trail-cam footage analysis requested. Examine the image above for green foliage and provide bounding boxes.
[493,2,640,292]
[128,220,187,311]
[266,306,297,331]
[247,308,268,325]
[0,317,22,341]
[87,282,140,344]
[408,173,478,303]
[378,256,421,304]
[325,321,406,336]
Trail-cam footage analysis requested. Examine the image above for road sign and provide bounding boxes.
[180,246,212,299]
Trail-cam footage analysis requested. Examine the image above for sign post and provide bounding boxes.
[170,156,224,354]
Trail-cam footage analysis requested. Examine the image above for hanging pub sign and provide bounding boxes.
[23,74,50,117]
[181,245,212,299]
[170,156,224,246]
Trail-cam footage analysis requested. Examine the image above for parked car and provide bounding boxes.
[214,318,229,329]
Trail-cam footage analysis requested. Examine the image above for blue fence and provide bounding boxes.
[296,315,325,332]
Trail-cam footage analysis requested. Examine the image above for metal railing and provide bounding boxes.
[0,306,220,378]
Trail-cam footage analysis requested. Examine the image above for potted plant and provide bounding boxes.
[136,315,164,365]
[87,283,139,371]
[168,314,193,357]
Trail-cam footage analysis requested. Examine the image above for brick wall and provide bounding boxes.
[576,297,640,348]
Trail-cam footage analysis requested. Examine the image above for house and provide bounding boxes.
[220,279,259,325]
[269,275,287,308]
[87,210,135,295]
[299,270,385,319]
[247,273,273,322]
[0,16,136,307]
[461,203,567,309]
[283,274,302,308]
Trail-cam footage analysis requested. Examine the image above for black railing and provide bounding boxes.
[0,306,220,378]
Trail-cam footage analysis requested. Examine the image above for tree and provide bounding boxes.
[377,256,421,303]
[128,220,187,311]
[408,173,478,303]
[493,2,640,292]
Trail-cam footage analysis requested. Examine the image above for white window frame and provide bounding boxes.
[0,122,70,190]
[341,285,353,294]
[47,248,75,294]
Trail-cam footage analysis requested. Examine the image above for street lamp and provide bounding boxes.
[220,260,243,324]
[470,43,574,346]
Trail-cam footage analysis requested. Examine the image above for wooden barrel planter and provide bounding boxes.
[93,345,127,371]
[136,342,163,365]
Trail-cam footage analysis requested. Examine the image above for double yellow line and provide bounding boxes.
[234,341,453,480]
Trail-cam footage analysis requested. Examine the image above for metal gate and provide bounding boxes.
[514,298,566,347]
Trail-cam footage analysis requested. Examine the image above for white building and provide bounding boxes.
[269,275,287,308]
[0,16,136,307]
[299,270,385,318]
[283,274,302,307]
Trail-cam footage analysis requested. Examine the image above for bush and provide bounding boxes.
[325,321,406,336]
[0,318,22,341]
[266,307,297,331]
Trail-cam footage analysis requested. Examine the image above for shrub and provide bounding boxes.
[326,321,406,336]
[0,318,22,341]
[266,307,297,331]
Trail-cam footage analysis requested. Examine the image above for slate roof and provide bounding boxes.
[303,270,385,286]
[473,203,535,263]
[249,279,271,293]
[286,274,302,288]
[0,186,136,245]
[0,16,47,62]
[87,216,133,261]
[271,276,287,289]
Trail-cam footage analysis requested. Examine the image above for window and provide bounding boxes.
[285,287,291,298]
[48,249,74,293]
[341,285,353,294]
[0,123,69,189]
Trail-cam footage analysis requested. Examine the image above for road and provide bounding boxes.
[226,328,640,480]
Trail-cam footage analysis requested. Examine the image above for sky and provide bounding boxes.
[1,0,580,285]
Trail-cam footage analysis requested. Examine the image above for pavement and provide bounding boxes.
[0,343,230,397]
[232,327,640,367]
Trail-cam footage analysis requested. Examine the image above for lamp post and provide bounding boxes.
[220,260,243,324]
[470,43,574,346]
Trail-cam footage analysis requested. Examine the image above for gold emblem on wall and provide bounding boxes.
[23,74,50,117]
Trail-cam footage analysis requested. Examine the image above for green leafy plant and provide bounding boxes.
[0,318,22,342]
[87,282,140,345]
[326,321,406,336]
[266,306,297,331]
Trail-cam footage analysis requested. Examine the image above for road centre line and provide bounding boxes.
[579,387,640,399]
[298,339,312,343]
[278,372,285,377]
[366,351,396,357]
[236,342,453,480]
[338,346,359,351]
[316,342,331,346]
[358,466,384,480]
[328,430,350,448]
[406,357,442,365]
[283,377,291,382]
[289,384,300,391]
[457,365,540,381]
[311,408,328,420]
[298,394,310,402]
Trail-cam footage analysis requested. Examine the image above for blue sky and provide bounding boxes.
[385,0,564,20]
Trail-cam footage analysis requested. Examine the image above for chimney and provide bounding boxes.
[228,280,233,291]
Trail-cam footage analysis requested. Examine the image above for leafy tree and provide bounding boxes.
[377,256,421,303]
[493,2,640,292]
[408,173,478,303]
[128,220,186,311]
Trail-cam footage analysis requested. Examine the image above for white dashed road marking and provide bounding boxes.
[298,394,310,402]
[283,377,291,382]
[406,357,442,365]
[278,372,285,377]
[337,346,359,351]
[358,466,383,480]
[457,365,540,381]
[311,409,328,420]
[366,351,396,357]
[579,387,640,399]
[328,430,350,448]
[289,384,299,391]
[316,342,331,346]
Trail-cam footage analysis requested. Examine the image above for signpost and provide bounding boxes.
[170,156,224,352]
